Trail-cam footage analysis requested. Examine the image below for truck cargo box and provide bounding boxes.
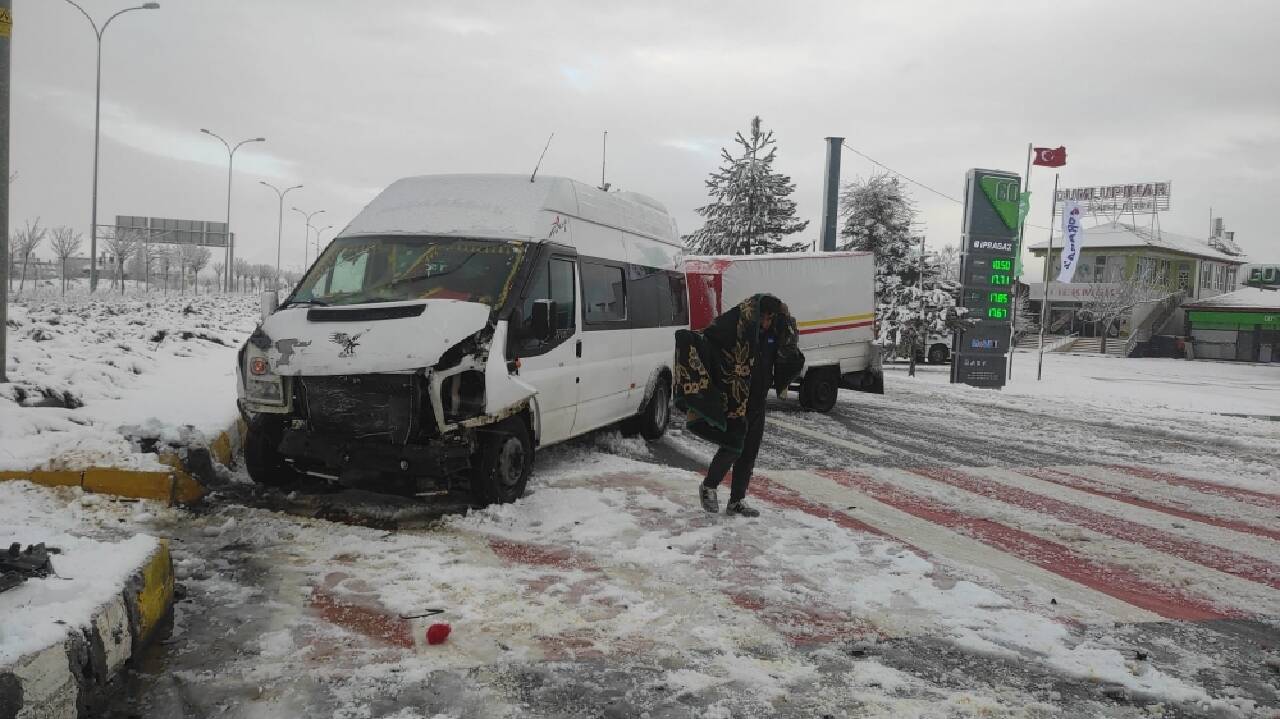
[683,252,882,411]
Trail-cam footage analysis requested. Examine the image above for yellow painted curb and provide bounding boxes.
[0,467,204,505]
[0,469,81,486]
[0,416,248,505]
[133,540,175,645]
[209,417,248,468]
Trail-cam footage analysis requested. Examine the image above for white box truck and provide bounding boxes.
[683,252,883,412]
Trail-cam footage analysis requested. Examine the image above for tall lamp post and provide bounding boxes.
[201,129,264,292]
[60,0,161,292]
[292,207,325,267]
[259,181,301,289]
[312,225,335,261]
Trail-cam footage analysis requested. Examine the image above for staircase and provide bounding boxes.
[1068,336,1126,356]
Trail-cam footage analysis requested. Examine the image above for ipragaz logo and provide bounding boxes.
[329,331,366,358]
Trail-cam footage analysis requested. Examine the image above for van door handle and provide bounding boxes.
[576,340,582,358]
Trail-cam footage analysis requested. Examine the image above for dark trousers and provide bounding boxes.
[702,407,767,503]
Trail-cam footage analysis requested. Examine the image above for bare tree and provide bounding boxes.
[50,226,83,295]
[234,257,252,293]
[212,262,225,294]
[1076,271,1167,354]
[14,218,47,295]
[156,246,174,294]
[102,229,140,294]
[189,246,212,296]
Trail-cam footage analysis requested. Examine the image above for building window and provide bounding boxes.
[1201,263,1213,289]
[1093,255,1107,282]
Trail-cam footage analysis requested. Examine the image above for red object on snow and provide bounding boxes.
[1032,146,1067,168]
[426,622,451,645]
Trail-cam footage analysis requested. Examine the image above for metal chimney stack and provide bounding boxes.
[820,137,843,251]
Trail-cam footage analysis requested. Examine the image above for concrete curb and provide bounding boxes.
[0,540,174,719]
[0,416,247,505]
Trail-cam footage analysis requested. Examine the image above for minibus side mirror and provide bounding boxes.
[260,290,280,323]
[531,299,556,342]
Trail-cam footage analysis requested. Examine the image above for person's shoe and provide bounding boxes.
[699,485,719,513]
[725,500,760,517]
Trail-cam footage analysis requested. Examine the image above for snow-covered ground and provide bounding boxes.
[3,291,1277,717]
[892,351,1280,418]
[1,285,255,471]
[0,481,161,665]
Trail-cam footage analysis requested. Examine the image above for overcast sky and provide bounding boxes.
[12,0,1280,276]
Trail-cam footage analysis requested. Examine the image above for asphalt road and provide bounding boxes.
[104,379,1280,719]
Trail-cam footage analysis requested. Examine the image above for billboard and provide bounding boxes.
[1053,181,1171,215]
[114,216,232,247]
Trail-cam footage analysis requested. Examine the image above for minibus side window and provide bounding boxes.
[516,256,576,352]
[582,262,627,324]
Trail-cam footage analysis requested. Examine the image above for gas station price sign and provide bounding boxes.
[963,256,1016,288]
[954,168,1022,389]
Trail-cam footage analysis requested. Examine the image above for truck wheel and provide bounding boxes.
[244,414,303,487]
[928,344,949,365]
[471,417,533,506]
[799,368,840,413]
[637,377,671,441]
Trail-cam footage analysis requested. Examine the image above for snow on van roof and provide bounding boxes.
[340,174,679,245]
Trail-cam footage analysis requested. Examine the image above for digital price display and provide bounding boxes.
[956,169,1021,389]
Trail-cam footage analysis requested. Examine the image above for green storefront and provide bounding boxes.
[1185,309,1280,362]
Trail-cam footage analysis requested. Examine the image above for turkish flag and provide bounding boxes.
[1033,146,1067,167]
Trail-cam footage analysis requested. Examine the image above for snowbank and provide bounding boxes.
[0,480,161,662]
[1,291,256,471]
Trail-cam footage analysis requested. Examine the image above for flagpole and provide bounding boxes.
[1036,172,1060,381]
[1008,143,1034,379]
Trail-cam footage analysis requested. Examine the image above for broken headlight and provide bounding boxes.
[243,344,287,406]
[441,370,485,421]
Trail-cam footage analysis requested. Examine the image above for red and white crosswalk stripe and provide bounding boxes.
[757,465,1280,623]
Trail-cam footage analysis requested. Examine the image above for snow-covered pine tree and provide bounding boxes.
[838,173,919,305]
[685,116,809,256]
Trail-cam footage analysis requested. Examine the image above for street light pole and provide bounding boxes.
[260,181,301,289]
[1,0,10,382]
[292,207,325,267]
[201,129,264,292]
[313,224,335,260]
[60,1,161,293]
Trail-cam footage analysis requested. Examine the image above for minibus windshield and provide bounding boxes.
[289,237,525,308]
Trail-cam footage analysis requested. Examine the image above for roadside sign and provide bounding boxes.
[954,354,1006,388]
[953,168,1021,389]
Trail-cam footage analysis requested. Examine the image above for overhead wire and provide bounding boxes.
[839,141,1054,232]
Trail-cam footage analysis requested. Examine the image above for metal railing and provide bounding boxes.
[1125,290,1184,357]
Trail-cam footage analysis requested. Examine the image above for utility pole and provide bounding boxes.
[0,0,11,383]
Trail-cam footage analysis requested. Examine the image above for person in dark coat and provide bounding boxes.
[673,294,804,517]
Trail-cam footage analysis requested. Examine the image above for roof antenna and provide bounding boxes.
[530,132,555,183]
[599,130,611,192]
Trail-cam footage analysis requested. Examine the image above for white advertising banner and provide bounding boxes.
[1057,201,1084,284]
